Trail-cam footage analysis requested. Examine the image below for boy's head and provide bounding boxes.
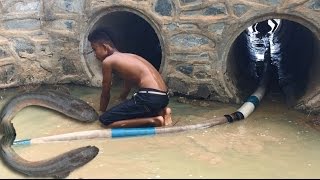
[88,29,115,61]
[88,29,114,46]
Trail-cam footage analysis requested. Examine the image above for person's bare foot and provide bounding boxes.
[161,107,172,126]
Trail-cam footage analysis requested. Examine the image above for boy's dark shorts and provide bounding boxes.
[99,88,169,126]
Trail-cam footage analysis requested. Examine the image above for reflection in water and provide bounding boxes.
[0,85,320,178]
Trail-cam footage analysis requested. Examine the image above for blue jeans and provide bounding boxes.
[99,88,169,126]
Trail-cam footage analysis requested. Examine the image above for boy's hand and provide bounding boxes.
[114,98,122,104]
[98,110,104,116]
[114,96,126,104]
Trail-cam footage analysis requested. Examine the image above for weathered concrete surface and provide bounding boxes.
[0,0,319,113]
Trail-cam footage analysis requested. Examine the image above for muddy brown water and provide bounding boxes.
[1,85,320,179]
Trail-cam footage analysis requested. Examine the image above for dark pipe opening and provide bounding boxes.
[227,19,319,106]
[91,11,162,70]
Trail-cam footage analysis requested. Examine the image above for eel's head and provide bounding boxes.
[52,145,99,178]
[69,100,99,122]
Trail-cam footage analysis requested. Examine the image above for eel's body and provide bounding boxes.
[0,90,99,178]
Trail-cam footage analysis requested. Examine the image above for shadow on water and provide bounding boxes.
[0,84,320,178]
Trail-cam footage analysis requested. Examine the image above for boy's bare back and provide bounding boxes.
[102,52,167,91]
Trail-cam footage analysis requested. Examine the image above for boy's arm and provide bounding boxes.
[100,60,112,112]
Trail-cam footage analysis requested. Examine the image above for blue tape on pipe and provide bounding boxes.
[246,96,260,107]
[111,127,156,138]
[13,139,31,145]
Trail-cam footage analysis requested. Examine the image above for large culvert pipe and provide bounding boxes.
[228,19,319,107]
[82,10,163,87]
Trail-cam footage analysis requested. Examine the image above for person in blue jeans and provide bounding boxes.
[88,29,172,128]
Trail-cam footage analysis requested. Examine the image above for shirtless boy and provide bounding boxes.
[88,29,172,128]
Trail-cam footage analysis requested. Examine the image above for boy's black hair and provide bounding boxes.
[88,29,114,47]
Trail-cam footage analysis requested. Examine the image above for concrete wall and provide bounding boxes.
[0,0,319,112]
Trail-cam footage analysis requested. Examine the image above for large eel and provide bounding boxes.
[0,90,99,178]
